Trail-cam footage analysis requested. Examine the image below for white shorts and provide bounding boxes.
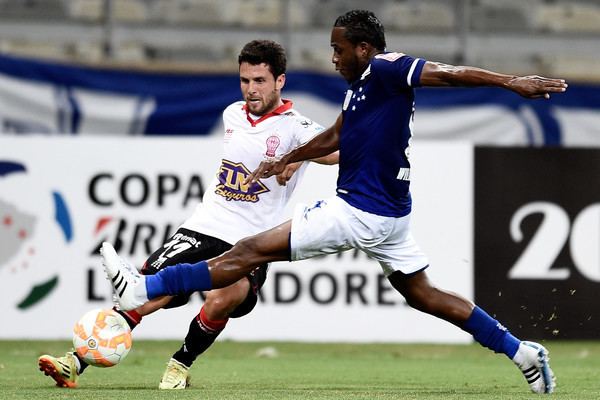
[290,196,429,276]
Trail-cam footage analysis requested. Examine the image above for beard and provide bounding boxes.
[247,91,279,116]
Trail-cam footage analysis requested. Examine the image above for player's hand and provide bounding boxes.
[508,76,568,99]
[276,162,302,186]
[244,157,288,184]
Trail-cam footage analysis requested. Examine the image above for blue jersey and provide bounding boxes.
[336,52,426,217]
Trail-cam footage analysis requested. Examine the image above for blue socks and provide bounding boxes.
[144,265,521,359]
[145,261,212,299]
[463,306,521,359]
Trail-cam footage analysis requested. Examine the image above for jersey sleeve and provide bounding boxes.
[221,101,243,137]
[293,116,326,147]
[372,52,427,89]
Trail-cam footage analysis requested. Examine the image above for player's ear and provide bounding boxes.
[357,42,370,58]
[275,73,286,91]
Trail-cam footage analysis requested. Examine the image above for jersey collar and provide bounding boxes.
[243,99,293,127]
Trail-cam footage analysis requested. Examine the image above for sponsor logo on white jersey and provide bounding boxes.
[215,159,269,202]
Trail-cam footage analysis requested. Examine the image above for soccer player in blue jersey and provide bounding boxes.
[102,10,567,394]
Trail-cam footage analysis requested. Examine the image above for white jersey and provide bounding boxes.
[182,100,325,245]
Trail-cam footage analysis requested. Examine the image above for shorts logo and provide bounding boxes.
[215,159,269,202]
[149,232,202,270]
[265,135,280,158]
[303,200,326,220]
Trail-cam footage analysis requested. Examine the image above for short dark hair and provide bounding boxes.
[238,40,287,78]
[333,10,386,51]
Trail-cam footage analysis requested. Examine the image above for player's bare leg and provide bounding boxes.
[387,269,474,325]
[207,222,290,287]
[103,222,291,310]
[388,270,555,393]
[135,296,174,316]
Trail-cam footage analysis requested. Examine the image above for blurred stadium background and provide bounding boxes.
[1,0,600,80]
[1,0,599,346]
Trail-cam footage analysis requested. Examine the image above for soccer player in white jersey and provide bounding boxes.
[103,10,568,394]
[38,39,337,389]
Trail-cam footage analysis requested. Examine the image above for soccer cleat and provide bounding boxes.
[514,341,556,394]
[100,242,148,311]
[159,358,190,390]
[38,352,79,388]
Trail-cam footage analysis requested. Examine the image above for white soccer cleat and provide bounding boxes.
[100,242,148,311]
[38,352,79,388]
[159,358,190,390]
[513,341,556,394]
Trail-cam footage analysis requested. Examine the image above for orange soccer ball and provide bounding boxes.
[73,309,132,367]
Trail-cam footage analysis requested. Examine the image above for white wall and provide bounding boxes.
[0,137,472,342]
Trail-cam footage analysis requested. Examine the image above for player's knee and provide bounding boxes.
[204,287,247,318]
[203,294,235,318]
[390,274,437,312]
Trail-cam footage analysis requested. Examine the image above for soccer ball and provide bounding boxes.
[72,308,132,367]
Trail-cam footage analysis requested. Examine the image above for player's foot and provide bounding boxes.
[100,242,148,311]
[513,341,556,394]
[159,358,190,389]
[38,352,79,388]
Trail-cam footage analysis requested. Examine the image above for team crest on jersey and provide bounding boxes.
[215,159,269,202]
[265,135,280,157]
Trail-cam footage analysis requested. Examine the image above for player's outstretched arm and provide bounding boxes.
[419,61,568,99]
[245,113,343,184]
[275,149,339,186]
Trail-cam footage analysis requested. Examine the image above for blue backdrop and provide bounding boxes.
[1,53,599,145]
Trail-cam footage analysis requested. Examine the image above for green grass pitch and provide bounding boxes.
[1,340,600,399]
